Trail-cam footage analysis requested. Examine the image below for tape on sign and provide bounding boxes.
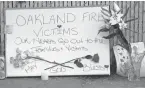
[5,25,13,34]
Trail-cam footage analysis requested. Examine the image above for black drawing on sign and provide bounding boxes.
[92,54,99,63]
[45,53,100,69]
[57,25,62,28]
[10,48,74,70]
[74,58,84,68]
[84,55,93,59]
[10,48,104,73]
[49,66,66,73]
[74,54,100,68]
[104,65,109,70]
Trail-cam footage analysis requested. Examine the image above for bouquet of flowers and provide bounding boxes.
[98,2,145,81]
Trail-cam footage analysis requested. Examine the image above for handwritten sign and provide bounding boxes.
[5,7,110,77]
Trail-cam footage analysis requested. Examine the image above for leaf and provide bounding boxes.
[74,59,83,68]
[122,7,130,19]
[117,36,129,51]
[117,8,123,14]
[101,7,111,15]
[109,7,112,16]
[109,25,115,31]
[98,28,109,34]
[117,29,129,45]
[84,55,93,59]
[103,33,117,39]
[76,62,84,68]
[101,10,110,17]
[101,15,110,23]
[92,54,99,63]
[125,18,138,23]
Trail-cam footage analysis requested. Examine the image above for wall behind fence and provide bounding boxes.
[0,1,144,65]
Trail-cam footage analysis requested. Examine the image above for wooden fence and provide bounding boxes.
[0,1,144,65]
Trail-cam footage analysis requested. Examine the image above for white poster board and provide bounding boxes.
[5,7,110,77]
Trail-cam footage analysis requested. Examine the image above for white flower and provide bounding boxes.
[109,10,123,25]
[119,20,127,30]
[21,53,27,59]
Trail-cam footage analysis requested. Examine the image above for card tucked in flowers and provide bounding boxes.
[114,42,145,77]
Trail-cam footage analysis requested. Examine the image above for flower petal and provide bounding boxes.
[114,2,121,12]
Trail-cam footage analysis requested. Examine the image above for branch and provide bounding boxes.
[45,58,77,70]
[101,15,110,23]
[98,27,109,35]
[44,55,89,70]
[125,18,138,23]
[122,7,130,19]
[25,56,74,69]
[103,33,117,39]
[101,10,110,17]
[125,28,145,34]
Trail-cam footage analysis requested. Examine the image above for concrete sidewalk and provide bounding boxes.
[0,74,145,88]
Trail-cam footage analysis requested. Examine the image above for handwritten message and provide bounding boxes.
[6,7,110,77]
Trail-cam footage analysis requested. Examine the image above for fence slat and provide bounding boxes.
[29,1,34,8]
[142,2,144,42]
[130,1,134,43]
[140,1,143,42]
[63,1,68,7]
[89,1,93,6]
[42,1,47,7]
[76,1,80,7]
[34,1,38,8]
[25,1,29,8]
[134,2,139,42]
[59,1,63,7]
[0,2,4,55]
[126,2,130,43]
[1,1,145,65]
[55,1,60,7]
[8,1,12,8]
[84,1,89,6]
[123,1,127,39]
[67,1,71,7]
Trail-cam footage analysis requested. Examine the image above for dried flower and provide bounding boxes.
[119,20,127,30]
[109,10,123,25]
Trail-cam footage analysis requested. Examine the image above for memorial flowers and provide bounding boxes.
[98,2,145,81]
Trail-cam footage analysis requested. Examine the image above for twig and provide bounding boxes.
[25,56,74,69]
[125,18,138,23]
[45,58,77,70]
[125,28,145,34]
[44,57,86,70]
